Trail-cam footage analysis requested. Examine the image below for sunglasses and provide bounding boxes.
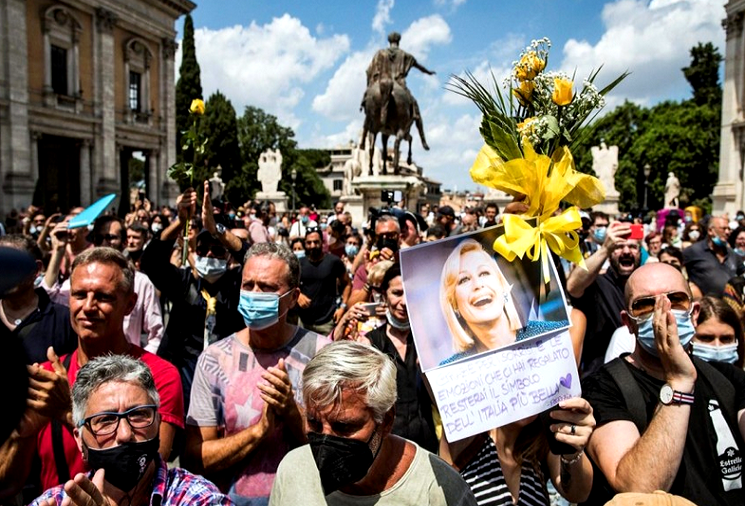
[196,243,227,257]
[628,290,691,321]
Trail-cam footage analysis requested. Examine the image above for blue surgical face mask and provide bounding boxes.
[238,289,292,330]
[691,342,739,364]
[593,227,607,243]
[636,309,695,357]
[194,256,228,284]
[294,250,305,259]
[345,244,359,258]
[301,215,310,225]
[712,236,727,248]
[735,248,745,257]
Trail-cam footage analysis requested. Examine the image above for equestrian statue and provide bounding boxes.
[360,32,434,175]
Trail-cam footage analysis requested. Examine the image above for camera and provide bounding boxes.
[380,190,403,204]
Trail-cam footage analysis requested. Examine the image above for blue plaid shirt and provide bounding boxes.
[30,456,233,506]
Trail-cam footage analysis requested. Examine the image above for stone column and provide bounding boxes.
[1,0,34,217]
[148,149,160,204]
[94,7,119,198]
[80,139,92,206]
[714,7,745,215]
[30,131,41,183]
[161,38,179,204]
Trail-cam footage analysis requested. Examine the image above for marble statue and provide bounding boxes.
[209,165,225,200]
[665,171,680,208]
[257,148,283,194]
[591,141,619,194]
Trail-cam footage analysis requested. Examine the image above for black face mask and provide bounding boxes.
[84,436,159,492]
[308,429,381,495]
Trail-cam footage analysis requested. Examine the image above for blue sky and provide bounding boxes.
[178,0,726,192]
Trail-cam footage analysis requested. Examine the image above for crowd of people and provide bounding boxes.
[1,186,744,506]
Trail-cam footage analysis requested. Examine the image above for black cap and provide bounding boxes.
[438,205,455,218]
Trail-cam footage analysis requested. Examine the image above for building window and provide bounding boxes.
[129,71,141,111]
[51,45,68,95]
[333,179,343,191]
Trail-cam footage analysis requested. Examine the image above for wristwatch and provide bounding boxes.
[659,384,695,405]
[214,223,227,237]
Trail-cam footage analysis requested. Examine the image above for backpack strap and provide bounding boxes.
[605,356,648,433]
[691,356,737,425]
[51,353,74,485]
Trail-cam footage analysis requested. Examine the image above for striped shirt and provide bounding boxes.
[460,436,549,506]
[30,456,233,506]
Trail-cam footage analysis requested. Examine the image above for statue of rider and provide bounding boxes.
[363,32,435,150]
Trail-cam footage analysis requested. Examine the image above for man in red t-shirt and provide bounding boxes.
[0,247,183,499]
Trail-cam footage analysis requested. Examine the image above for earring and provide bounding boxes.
[504,283,513,304]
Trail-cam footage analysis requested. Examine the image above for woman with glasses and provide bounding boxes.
[30,355,230,506]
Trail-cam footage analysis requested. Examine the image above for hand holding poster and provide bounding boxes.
[400,226,580,442]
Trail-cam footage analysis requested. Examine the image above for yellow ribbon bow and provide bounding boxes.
[470,140,605,280]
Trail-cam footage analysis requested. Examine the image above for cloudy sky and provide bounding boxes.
[177,0,727,192]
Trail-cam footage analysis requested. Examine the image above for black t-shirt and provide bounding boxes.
[298,254,346,325]
[683,240,744,297]
[583,357,745,505]
[367,324,438,453]
[570,267,626,377]
[0,288,76,364]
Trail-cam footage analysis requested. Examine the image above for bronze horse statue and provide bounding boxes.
[360,78,426,176]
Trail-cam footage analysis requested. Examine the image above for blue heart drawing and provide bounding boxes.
[559,374,572,389]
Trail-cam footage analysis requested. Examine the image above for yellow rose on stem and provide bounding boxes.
[189,98,205,115]
[512,80,535,106]
[552,78,573,106]
[515,51,545,80]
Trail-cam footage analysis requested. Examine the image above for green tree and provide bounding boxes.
[683,42,723,108]
[198,91,241,196]
[229,106,330,208]
[175,14,202,164]
[572,42,721,213]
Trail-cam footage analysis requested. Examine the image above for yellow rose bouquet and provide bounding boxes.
[448,38,628,281]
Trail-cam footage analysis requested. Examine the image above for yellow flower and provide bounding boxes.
[189,98,205,115]
[512,80,535,106]
[552,78,573,106]
[515,52,545,80]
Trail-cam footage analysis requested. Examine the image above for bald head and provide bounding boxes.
[708,216,730,245]
[625,262,690,308]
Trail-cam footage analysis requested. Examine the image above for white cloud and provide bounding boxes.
[401,15,452,60]
[372,0,395,35]
[312,51,371,121]
[175,14,350,128]
[560,0,726,103]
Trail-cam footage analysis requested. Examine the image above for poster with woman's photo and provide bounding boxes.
[400,225,580,441]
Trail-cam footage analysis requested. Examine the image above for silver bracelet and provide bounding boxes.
[560,449,584,466]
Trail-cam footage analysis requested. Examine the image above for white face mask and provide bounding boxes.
[194,256,228,284]
[689,230,700,241]
[151,223,163,233]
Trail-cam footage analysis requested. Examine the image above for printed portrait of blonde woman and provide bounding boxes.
[440,239,568,365]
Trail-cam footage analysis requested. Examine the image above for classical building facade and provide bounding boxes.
[715,0,745,214]
[0,0,193,219]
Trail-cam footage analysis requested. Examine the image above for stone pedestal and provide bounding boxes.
[340,195,364,228]
[593,190,620,216]
[351,174,425,225]
[256,192,288,213]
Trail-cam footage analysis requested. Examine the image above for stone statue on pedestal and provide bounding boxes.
[591,142,619,195]
[665,171,680,208]
[209,165,225,200]
[257,148,283,194]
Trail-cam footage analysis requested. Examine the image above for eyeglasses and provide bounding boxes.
[95,233,121,242]
[79,404,157,436]
[196,243,226,257]
[628,290,692,322]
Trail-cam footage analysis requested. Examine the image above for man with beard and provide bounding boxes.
[296,229,350,335]
[141,182,246,407]
[567,221,641,377]
[683,216,744,297]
